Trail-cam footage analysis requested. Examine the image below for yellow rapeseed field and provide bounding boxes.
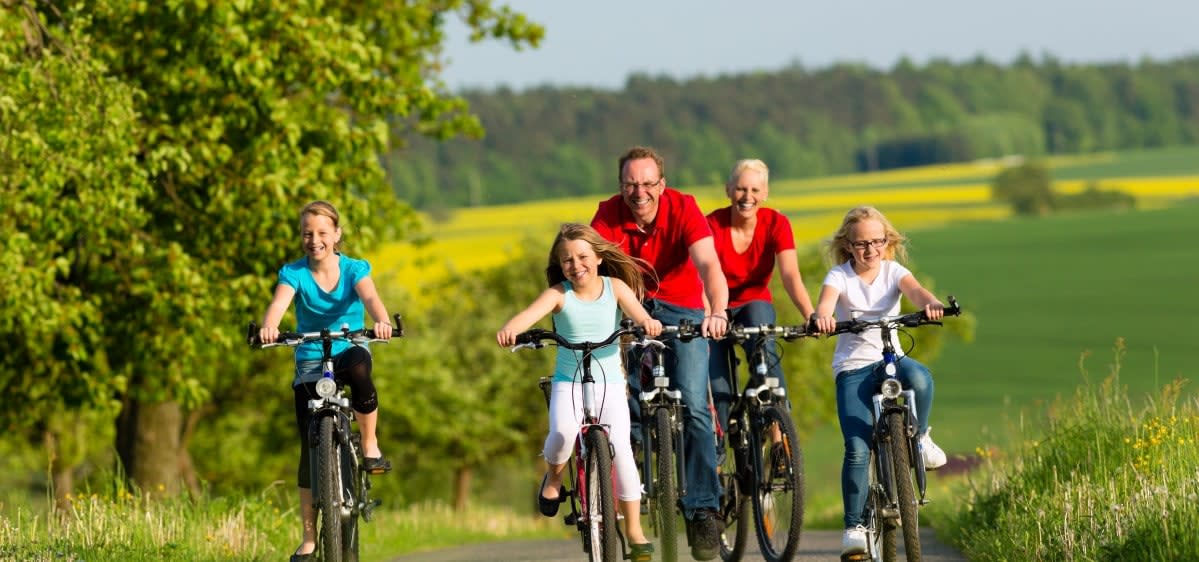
[371,156,1198,294]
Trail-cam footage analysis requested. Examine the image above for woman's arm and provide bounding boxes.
[775,248,815,320]
[496,286,565,346]
[258,284,297,343]
[355,276,394,339]
[612,278,663,337]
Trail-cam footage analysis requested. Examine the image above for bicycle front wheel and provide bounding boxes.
[651,408,679,562]
[317,415,344,562]
[341,433,360,562]
[718,414,750,562]
[885,411,920,562]
[750,405,804,562]
[583,429,620,562]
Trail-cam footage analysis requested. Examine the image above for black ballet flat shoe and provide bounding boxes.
[537,473,566,517]
[363,456,392,474]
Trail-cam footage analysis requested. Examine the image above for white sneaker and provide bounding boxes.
[841,525,868,555]
[919,428,947,470]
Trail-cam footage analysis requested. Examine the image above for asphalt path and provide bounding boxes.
[389,527,969,561]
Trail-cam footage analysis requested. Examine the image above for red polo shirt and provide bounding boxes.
[591,188,712,309]
[706,207,796,308]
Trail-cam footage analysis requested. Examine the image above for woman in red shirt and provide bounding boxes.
[707,159,815,435]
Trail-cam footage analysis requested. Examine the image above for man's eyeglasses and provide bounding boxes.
[620,178,662,191]
[849,238,887,251]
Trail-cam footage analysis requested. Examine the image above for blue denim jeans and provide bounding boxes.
[708,300,787,438]
[836,356,934,528]
[627,299,720,516]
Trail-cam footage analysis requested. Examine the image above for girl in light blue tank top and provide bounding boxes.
[496,223,662,559]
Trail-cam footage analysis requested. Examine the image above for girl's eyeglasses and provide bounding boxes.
[849,238,887,251]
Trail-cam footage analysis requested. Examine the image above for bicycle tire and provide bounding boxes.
[749,405,804,562]
[584,429,620,562]
[885,412,921,561]
[866,453,897,562]
[340,435,360,562]
[718,414,750,562]
[317,415,343,562]
[653,408,680,562]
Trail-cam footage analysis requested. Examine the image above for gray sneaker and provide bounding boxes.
[686,508,724,561]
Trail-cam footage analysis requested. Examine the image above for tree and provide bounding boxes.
[991,162,1055,216]
[5,0,542,497]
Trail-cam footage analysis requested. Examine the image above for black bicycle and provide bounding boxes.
[248,315,403,562]
[631,321,703,562]
[717,323,808,562]
[515,320,648,562]
[828,297,961,562]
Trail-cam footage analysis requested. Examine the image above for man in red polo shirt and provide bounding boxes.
[591,146,729,561]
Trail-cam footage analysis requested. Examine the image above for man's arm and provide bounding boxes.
[689,236,728,338]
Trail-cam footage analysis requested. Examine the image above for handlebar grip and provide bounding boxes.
[247,322,258,346]
[945,295,962,317]
[393,314,405,337]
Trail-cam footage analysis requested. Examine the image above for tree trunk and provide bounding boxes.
[117,398,184,497]
[43,428,74,512]
[453,466,473,511]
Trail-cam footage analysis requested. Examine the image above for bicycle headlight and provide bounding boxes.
[315,377,337,398]
[880,379,902,400]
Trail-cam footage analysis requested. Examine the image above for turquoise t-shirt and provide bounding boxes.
[277,254,370,362]
[552,277,625,385]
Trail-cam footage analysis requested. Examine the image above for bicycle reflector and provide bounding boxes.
[316,376,337,398]
[880,378,903,400]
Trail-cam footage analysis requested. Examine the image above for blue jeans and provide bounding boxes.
[627,299,720,516]
[708,300,787,439]
[836,357,934,528]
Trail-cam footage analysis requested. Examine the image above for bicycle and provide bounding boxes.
[247,314,403,562]
[825,297,961,562]
[631,321,704,562]
[514,320,647,562]
[717,323,808,562]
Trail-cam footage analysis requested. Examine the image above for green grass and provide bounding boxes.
[926,344,1199,560]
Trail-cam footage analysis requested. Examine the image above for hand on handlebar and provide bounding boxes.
[923,302,945,322]
[811,314,836,334]
[642,318,663,338]
[702,315,728,339]
[373,320,393,341]
[258,325,280,344]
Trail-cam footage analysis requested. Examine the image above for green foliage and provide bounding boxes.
[394,55,1199,207]
[1055,182,1138,212]
[991,161,1055,215]
[2,0,542,492]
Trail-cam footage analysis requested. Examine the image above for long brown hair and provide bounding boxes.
[546,223,654,299]
[826,205,908,265]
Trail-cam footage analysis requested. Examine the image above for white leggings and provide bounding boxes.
[544,381,642,502]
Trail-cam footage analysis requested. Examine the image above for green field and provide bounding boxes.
[913,202,1199,450]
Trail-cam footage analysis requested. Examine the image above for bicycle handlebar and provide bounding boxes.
[727,324,815,341]
[827,296,962,336]
[247,313,405,348]
[512,322,645,352]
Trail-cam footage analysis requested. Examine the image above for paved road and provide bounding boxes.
[390,527,968,561]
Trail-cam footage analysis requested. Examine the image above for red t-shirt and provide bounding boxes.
[590,188,712,309]
[706,207,796,308]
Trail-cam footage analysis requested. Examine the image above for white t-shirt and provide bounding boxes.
[821,260,912,375]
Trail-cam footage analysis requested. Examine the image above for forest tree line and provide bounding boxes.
[392,54,1199,209]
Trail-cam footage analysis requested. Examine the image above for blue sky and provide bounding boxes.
[440,0,1199,91]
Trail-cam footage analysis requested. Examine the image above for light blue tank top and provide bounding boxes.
[552,277,625,384]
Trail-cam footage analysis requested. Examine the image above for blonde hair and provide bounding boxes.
[726,158,770,188]
[546,223,654,299]
[826,205,908,265]
[299,200,343,252]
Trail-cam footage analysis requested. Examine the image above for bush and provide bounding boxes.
[1056,183,1137,212]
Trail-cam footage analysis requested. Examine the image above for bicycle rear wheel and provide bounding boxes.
[718,415,750,562]
[583,429,620,562]
[651,408,680,562]
[749,405,804,562]
[317,415,344,562]
[885,412,920,562]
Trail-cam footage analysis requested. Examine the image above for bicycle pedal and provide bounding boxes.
[564,513,577,526]
[841,552,871,562]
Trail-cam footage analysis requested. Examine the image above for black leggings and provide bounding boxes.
[293,345,378,488]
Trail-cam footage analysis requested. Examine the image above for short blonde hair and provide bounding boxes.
[726,159,770,188]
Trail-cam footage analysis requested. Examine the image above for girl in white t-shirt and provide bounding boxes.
[809,206,948,558]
